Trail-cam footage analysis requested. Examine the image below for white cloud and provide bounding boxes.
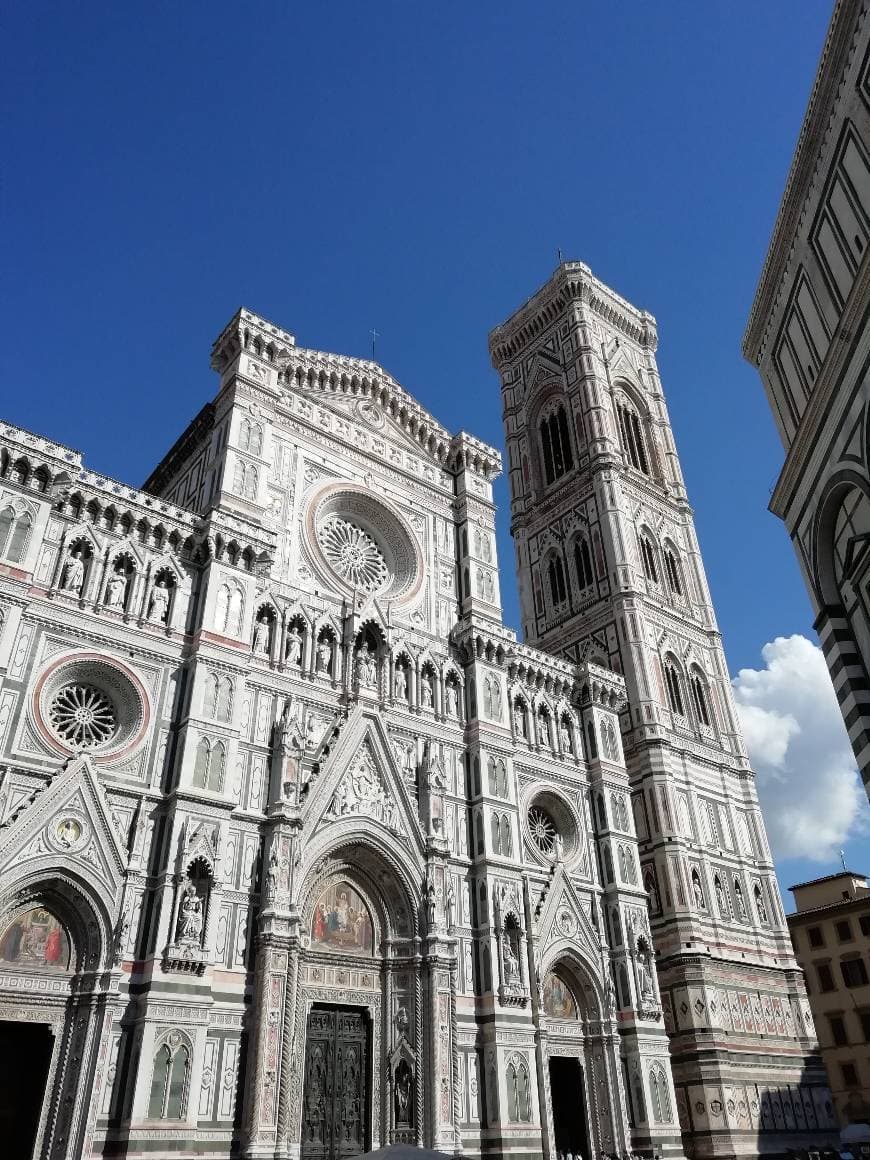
[732,634,868,862]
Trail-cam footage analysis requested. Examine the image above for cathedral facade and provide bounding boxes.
[0,267,834,1160]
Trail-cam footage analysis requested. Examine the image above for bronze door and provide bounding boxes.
[301,1006,368,1160]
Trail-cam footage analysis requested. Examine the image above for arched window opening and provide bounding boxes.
[6,511,32,562]
[539,405,574,485]
[148,1039,190,1120]
[547,556,567,606]
[574,536,594,591]
[640,535,658,584]
[664,549,683,596]
[616,398,650,475]
[649,1066,671,1124]
[216,676,233,723]
[500,815,513,858]
[690,673,711,728]
[664,663,685,717]
[506,1057,532,1123]
[0,507,13,558]
[833,487,870,586]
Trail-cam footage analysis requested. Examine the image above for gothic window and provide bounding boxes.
[640,535,659,583]
[500,815,513,858]
[610,793,621,831]
[215,584,244,637]
[618,796,630,831]
[574,535,594,591]
[601,718,620,762]
[664,661,685,717]
[596,794,607,830]
[506,1056,532,1122]
[617,845,627,881]
[239,418,263,456]
[714,875,730,918]
[615,397,651,475]
[649,1066,671,1124]
[690,671,711,727]
[490,813,501,853]
[216,676,232,723]
[0,506,32,563]
[148,1038,190,1120]
[244,465,258,500]
[547,556,567,605]
[539,405,574,486]
[603,846,614,884]
[664,547,683,596]
[193,737,225,793]
[484,675,503,721]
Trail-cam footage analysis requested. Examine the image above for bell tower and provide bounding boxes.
[491,263,832,1158]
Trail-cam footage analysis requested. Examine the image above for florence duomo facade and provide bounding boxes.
[0,264,834,1160]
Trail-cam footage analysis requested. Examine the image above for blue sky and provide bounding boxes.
[3,1,866,897]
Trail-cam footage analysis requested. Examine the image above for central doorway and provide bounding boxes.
[549,1055,589,1160]
[0,1020,54,1158]
[301,1005,370,1160]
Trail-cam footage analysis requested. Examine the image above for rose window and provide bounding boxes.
[528,805,558,854]
[48,684,117,748]
[317,515,390,592]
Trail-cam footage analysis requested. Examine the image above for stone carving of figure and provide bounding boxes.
[106,571,127,608]
[552,832,565,863]
[253,615,270,656]
[177,885,203,945]
[421,672,433,709]
[286,625,303,666]
[266,851,279,900]
[503,935,520,983]
[148,578,170,623]
[560,720,572,754]
[425,878,437,932]
[316,638,332,675]
[446,682,458,718]
[357,646,377,688]
[537,714,550,747]
[61,549,85,594]
[445,882,456,932]
[605,973,617,1017]
[756,888,769,925]
[395,1062,412,1125]
[636,941,654,998]
[394,666,407,701]
[514,702,526,738]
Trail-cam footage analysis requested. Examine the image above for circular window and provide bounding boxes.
[33,653,150,761]
[306,483,422,604]
[49,685,116,748]
[526,790,578,860]
[528,804,558,854]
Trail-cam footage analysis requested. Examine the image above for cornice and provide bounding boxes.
[489,262,658,368]
[743,0,863,361]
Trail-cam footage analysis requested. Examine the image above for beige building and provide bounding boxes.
[788,871,870,1127]
[743,0,870,804]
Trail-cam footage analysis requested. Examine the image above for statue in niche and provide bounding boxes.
[635,938,654,998]
[356,645,377,688]
[537,713,551,747]
[394,666,408,701]
[514,702,527,738]
[266,850,279,901]
[61,549,85,594]
[106,570,127,608]
[503,933,520,983]
[316,638,332,675]
[395,1060,413,1125]
[445,882,456,932]
[420,672,434,709]
[177,884,203,945]
[560,719,572,753]
[148,577,171,623]
[285,625,303,666]
[253,615,271,655]
[692,874,706,910]
[425,876,437,932]
[445,682,458,718]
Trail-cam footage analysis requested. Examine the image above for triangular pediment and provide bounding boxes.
[0,754,128,904]
[302,708,424,853]
[536,864,602,962]
[288,382,449,469]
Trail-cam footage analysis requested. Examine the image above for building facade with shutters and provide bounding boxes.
[743,0,870,807]
[0,279,834,1159]
[787,870,870,1130]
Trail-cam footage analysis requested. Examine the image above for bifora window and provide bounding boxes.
[548,556,567,605]
[690,673,711,727]
[539,405,574,486]
[615,398,650,474]
[574,536,594,591]
[664,662,685,717]
[640,536,658,583]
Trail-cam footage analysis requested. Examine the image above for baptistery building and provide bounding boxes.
[0,265,835,1159]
